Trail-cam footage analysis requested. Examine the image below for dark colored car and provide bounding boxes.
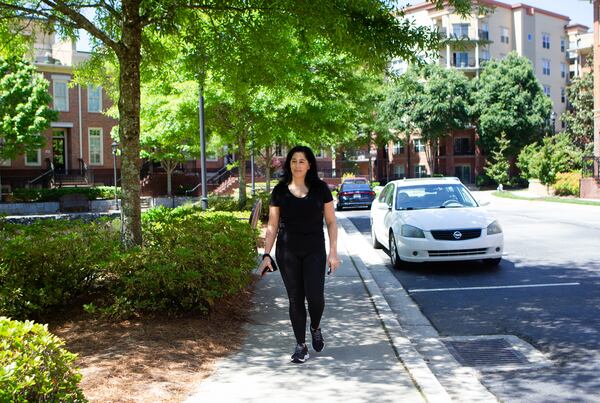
[336,183,375,211]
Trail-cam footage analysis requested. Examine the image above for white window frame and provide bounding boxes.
[414,138,426,153]
[560,37,566,52]
[561,87,566,103]
[393,142,404,155]
[393,164,405,178]
[560,63,567,79]
[542,33,550,49]
[88,128,103,166]
[87,85,102,113]
[500,27,509,44]
[414,165,427,178]
[454,164,472,183]
[481,49,490,62]
[53,80,69,112]
[25,148,42,166]
[543,85,551,96]
[542,59,551,76]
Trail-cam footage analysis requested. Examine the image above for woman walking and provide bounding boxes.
[258,145,341,363]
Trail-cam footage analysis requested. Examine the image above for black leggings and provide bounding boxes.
[276,240,327,345]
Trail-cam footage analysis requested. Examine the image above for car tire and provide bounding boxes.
[389,232,403,269]
[484,258,502,266]
[371,223,382,249]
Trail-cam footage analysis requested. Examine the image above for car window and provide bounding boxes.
[395,184,477,210]
[343,178,368,184]
[341,183,371,192]
[384,184,394,206]
[378,184,392,203]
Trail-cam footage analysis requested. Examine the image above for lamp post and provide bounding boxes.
[550,111,557,134]
[250,128,255,197]
[111,141,119,208]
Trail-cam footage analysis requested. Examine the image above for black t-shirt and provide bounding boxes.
[270,180,333,240]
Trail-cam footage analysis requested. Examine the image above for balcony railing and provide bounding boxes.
[583,156,600,179]
[478,30,489,41]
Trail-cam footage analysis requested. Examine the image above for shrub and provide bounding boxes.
[507,176,529,189]
[553,172,580,196]
[476,173,496,188]
[100,211,257,317]
[0,219,120,319]
[11,186,120,202]
[0,317,86,402]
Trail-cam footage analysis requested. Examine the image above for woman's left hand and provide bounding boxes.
[327,252,341,274]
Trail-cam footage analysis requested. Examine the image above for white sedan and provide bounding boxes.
[370,177,503,268]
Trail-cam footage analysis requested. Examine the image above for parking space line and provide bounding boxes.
[409,282,581,293]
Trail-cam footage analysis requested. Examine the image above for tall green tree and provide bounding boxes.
[0,0,473,246]
[0,56,57,160]
[563,59,593,154]
[379,64,471,175]
[472,52,552,156]
[484,131,510,186]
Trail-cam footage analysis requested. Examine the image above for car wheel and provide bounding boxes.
[484,258,502,266]
[371,223,382,249]
[389,232,403,269]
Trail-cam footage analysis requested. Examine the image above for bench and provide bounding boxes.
[59,193,90,213]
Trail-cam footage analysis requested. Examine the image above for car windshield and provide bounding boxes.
[341,183,372,192]
[395,184,478,210]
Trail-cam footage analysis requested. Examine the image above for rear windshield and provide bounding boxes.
[341,183,372,192]
[343,178,368,184]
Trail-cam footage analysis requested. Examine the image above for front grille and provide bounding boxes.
[431,228,481,241]
[428,248,487,257]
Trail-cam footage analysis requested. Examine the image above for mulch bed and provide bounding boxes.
[47,281,256,402]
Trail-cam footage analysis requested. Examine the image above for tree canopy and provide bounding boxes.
[563,58,593,155]
[0,56,57,160]
[472,52,552,155]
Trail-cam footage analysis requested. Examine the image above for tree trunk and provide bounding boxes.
[161,159,177,197]
[116,1,143,247]
[237,128,248,208]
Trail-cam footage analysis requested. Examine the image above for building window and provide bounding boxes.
[543,85,551,96]
[561,87,566,103]
[500,27,509,44]
[479,22,489,40]
[452,23,469,38]
[453,137,472,155]
[454,52,469,67]
[88,128,103,165]
[53,80,68,111]
[393,142,404,155]
[542,59,551,75]
[414,138,425,153]
[481,49,490,63]
[560,37,566,52]
[315,149,324,158]
[527,33,533,41]
[542,33,550,49]
[414,165,427,178]
[393,164,405,179]
[561,62,567,79]
[454,165,471,183]
[25,148,41,166]
[87,85,102,113]
[0,158,10,167]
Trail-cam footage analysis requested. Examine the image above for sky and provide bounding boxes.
[78,1,595,52]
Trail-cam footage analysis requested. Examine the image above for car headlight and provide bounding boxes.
[401,224,425,238]
[487,220,502,235]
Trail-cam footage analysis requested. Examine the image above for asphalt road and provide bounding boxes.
[342,192,600,402]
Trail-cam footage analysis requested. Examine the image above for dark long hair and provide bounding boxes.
[280,145,320,187]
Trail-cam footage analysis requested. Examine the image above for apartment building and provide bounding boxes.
[566,24,593,78]
[380,0,587,184]
[0,24,119,196]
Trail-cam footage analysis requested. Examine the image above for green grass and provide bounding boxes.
[492,191,600,206]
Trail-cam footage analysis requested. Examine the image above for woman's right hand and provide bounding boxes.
[258,256,273,278]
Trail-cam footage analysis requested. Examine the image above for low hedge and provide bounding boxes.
[0,219,120,319]
[208,191,270,222]
[0,317,86,402]
[553,172,580,196]
[11,186,120,202]
[95,208,257,317]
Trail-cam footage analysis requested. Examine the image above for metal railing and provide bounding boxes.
[582,156,600,179]
[28,158,55,187]
[78,158,94,184]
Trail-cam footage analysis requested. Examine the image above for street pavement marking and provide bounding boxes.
[409,282,581,293]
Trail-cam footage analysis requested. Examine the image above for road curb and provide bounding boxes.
[337,215,452,403]
[337,214,499,403]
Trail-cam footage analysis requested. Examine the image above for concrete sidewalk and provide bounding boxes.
[185,216,451,403]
